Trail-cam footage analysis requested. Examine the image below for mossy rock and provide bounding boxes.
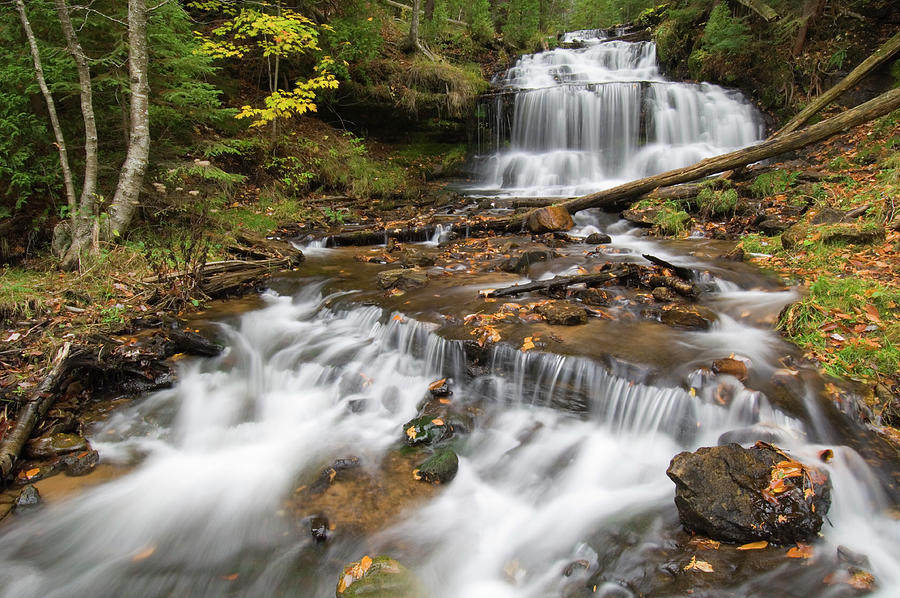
[402,415,452,446]
[417,449,459,484]
[336,556,424,598]
[782,222,886,249]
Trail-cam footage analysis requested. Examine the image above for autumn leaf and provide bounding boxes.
[521,336,535,352]
[428,378,446,391]
[847,570,876,590]
[431,418,444,426]
[24,468,41,479]
[737,540,769,551]
[222,573,239,581]
[863,304,881,324]
[131,545,157,562]
[786,543,813,559]
[683,555,714,572]
[405,426,417,440]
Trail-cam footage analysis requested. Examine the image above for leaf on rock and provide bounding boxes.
[406,426,417,440]
[683,555,714,572]
[428,378,447,391]
[431,418,444,426]
[521,337,535,352]
[737,540,769,551]
[786,543,813,559]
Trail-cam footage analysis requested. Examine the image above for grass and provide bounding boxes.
[696,186,737,216]
[779,276,900,384]
[748,169,799,198]
[653,202,692,236]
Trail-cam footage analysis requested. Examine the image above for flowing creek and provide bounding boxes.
[1,32,899,598]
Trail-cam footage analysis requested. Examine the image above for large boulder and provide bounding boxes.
[667,443,831,544]
[336,556,424,598]
[526,206,574,234]
[24,433,88,459]
[403,415,452,446]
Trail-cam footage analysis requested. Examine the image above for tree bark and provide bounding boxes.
[485,267,630,298]
[482,87,900,228]
[777,29,900,136]
[15,0,77,227]
[54,0,100,257]
[791,0,826,56]
[424,0,434,20]
[404,0,421,50]
[108,0,151,238]
[0,343,70,483]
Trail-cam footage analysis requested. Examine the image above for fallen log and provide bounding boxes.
[485,266,630,298]
[0,342,70,483]
[480,87,900,230]
[642,254,695,281]
[774,30,900,136]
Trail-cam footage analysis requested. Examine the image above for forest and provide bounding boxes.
[0,1,898,597]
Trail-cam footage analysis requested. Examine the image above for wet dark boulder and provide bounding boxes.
[400,249,436,268]
[308,514,329,543]
[535,300,588,325]
[712,357,749,382]
[336,555,424,598]
[416,449,459,484]
[500,249,558,274]
[584,232,612,244]
[651,287,677,302]
[571,287,610,306]
[667,443,831,544]
[403,415,453,446]
[24,433,89,459]
[526,205,574,233]
[376,268,429,290]
[14,484,42,511]
[61,449,100,476]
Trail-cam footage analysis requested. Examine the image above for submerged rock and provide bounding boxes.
[500,249,557,274]
[376,268,428,290]
[526,206,574,233]
[24,433,89,459]
[667,443,831,544]
[403,415,452,446]
[336,555,424,598]
[535,300,588,325]
[651,287,677,302]
[658,303,717,329]
[571,287,610,306]
[416,449,459,484]
[712,357,749,382]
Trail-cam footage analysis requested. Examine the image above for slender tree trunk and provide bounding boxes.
[107,0,151,238]
[15,0,77,226]
[54,0,99,253]
[792,0,826,56]
[425,0,434,20]
[404,0,421,50]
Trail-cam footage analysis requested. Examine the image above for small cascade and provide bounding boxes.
[471,31,763,197]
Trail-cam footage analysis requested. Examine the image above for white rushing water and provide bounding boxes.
[470,33,763,197]
[0,278,898,597]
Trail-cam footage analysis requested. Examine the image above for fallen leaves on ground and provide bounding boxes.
[737,540,769,551]
[683,555,714,573]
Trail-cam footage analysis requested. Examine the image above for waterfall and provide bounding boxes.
[471,33,764,197]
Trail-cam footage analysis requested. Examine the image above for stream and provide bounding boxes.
[1,30,898,598]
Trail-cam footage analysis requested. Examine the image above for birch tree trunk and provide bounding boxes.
[107,0,151,239]
[15,0,77,226]
[54,0,100,258]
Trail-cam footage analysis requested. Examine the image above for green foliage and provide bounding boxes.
[696,186,737,216]
[163,162,247,190]
[739,232,781,254]
[320,7,384,81]
[653,201,692,235]
[469,0,494,42]
[192,1,339,126]
[749,170,800,198]
[502,0,540,47]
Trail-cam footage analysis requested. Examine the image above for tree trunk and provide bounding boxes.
[108,0,151,238]
[425,0,434,20]
[404,0,421,50]
[777,29,900,136]
[0,343,70,483]
[54,0,100,258]
[15,0,77,227]
[791,0,826,56]
[483,87,900,229]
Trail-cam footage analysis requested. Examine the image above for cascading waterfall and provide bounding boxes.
[1,281,898,598]
[471,32,764,196]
